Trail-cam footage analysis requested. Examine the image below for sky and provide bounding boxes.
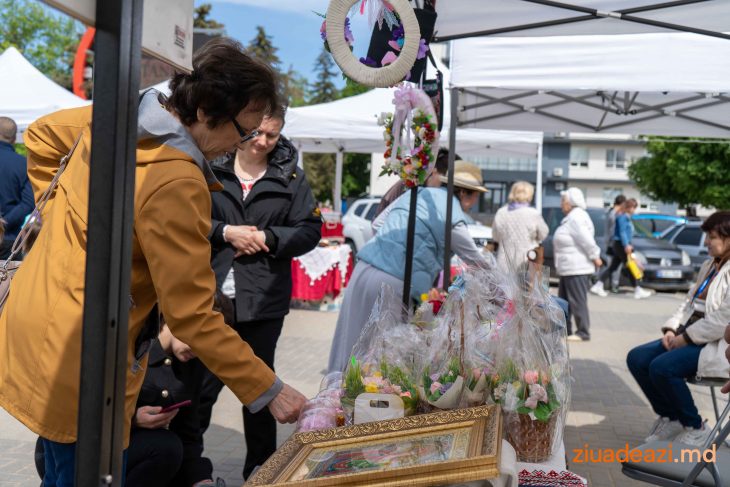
[199,0,373,87]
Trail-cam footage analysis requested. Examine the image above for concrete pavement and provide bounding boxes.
[1,292,727,487]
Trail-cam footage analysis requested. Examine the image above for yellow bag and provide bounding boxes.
[626,253,644,280]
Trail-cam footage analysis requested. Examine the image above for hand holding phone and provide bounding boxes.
[159,399,192,414]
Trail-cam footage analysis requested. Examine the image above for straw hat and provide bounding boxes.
[440,160,488,193]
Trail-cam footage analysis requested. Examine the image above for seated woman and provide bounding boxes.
[627,211,730,447]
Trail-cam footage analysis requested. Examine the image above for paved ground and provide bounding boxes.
[1,290,727,486]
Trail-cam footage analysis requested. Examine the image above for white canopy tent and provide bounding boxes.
[433,0,730,41]
[285,59,544,212]
[449,32,730,137]
[0,47,90,134]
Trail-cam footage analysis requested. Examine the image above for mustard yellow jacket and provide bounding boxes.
[0,102,276,445]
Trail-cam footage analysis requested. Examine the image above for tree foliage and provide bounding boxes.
[0,0,81,89]
[194,3,225,29]
[628,138,730,210]
[308,47,339,105]
[247,25,281,71]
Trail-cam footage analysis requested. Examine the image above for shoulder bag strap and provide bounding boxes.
[1,133,84,267]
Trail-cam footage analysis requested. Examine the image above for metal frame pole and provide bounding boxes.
[402,187,419,308]
[75,0,143,485]
[334,148,344,214]
[442,87,459,288]
[535,137,544,212]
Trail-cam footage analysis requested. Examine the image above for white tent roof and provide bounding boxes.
[434,1,730,41]
[0,47,90,132]
[285,59,543,157]
[450,32,730,137]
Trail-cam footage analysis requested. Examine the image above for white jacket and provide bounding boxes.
[663,259,730,379]
[492,205,549,271]
[553,207,601,277]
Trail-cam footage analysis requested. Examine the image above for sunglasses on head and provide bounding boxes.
[231,118,259,149]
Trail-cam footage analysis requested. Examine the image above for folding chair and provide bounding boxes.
[688,377,729,426]
[621,399,730,486]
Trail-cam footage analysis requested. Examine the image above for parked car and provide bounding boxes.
[542,207,694,291]
[661,220,707,274]
[342,197,380,253]
[342,196,493,254]
[632,213,687,238]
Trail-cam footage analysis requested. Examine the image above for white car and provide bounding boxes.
[343,196,493,255]
[342,197,381,253]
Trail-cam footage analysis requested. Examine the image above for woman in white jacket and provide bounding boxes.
[553,188,602,342]
[627,211,730,447]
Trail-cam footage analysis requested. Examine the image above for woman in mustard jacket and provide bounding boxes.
[0,38,305,486]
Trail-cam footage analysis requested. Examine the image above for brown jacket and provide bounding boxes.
[0,102,276,445]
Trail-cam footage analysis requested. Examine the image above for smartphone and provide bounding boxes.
[158,400,191,413]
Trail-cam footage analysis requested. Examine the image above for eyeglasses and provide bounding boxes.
[231,118,259,149]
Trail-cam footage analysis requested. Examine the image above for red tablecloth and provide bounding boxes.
[291,247,354,301]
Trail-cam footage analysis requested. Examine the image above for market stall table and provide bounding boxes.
[291,245,354,301]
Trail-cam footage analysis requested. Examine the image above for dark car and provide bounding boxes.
[661,220,707,274]
[541,207,694,291]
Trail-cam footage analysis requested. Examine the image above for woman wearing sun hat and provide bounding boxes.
[328,160,490,373]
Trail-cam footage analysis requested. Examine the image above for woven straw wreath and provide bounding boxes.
[325,0,421,88]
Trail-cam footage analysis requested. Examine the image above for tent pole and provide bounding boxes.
[402,187,419,309]
[334,148,343,213]
[536,136,544,212]
[443,88,459,288]
[75,0,142,485]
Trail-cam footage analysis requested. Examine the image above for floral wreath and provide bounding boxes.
[378,85,439,187]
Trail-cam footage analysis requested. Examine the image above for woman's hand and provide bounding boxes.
[661,330,676,350]
[134,406,178,429]
[593,258,603,268]
[625,244,633,255]
[668,334,688,350]
[226,225,269,256]
[171,335,196,362]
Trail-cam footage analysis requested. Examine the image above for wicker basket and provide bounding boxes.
[504,411,559,462]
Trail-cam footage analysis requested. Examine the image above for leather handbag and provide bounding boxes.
[0,135,83,315]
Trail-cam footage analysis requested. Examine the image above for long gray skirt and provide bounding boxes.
[327,262,402,373]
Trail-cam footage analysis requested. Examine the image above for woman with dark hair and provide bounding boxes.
[0,37,305,485]
[198,105,320,479]
[627,211,730,447]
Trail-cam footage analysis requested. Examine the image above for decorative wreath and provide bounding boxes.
[378,85,439,187]
[326,0,421,88]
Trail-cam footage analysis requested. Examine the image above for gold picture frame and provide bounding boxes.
[246,405,502,487]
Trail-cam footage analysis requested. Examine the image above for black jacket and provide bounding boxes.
[209,137,321,322]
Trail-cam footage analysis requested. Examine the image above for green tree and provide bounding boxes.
[628,138,730,213]
[308,47,338,104]
[0,0,81,89]
[342,153,370,197]
[282,65,309,107]
[247,26,281,71]
[303,154,335,202]
[194,3,225,29]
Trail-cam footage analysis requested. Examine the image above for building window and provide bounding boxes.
[602,187,623,208]
[569,147,589,168]
[606,149,626,169]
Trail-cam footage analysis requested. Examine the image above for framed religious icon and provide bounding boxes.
[246,405,502,487]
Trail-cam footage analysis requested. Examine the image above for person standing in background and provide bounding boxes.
[591,194,627,297]
[492,181,549,271]
[0,117,33,260]
[553,188,603,342]
[201,105,321,480]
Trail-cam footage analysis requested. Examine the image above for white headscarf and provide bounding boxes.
[561,187,587,210]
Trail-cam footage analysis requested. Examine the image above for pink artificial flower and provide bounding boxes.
[472,368,482,380]
[523,370,539,385]
[430,381,442,394]
[381,51,398,66]
[388,40,402,52]
[400,391,412,398]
